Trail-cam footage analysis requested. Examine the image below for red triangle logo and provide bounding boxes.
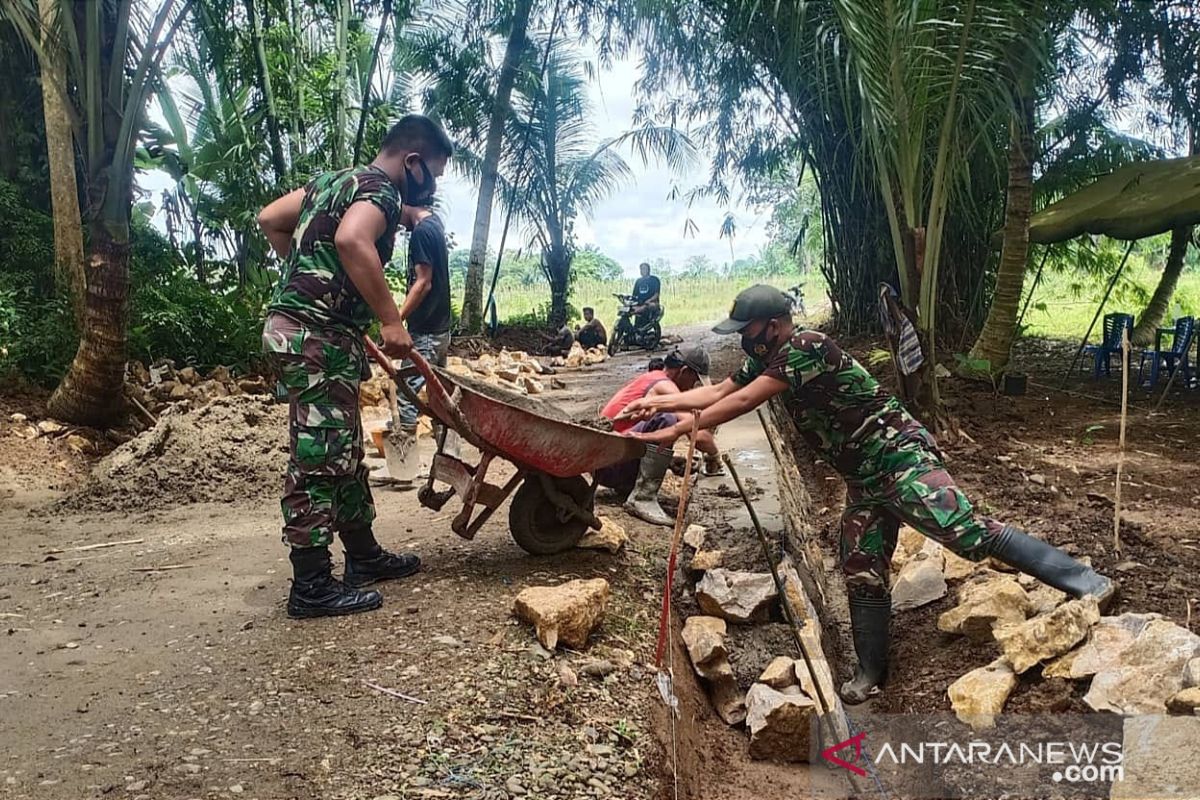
[822,731,867,776]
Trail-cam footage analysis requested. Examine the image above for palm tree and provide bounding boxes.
[488,43,696,325]
[6,0,192,425]
[34,0,83,324]
[829,0,1025,420]
[460,0,536,333]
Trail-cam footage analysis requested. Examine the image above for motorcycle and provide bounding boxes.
[608,293,663,354]
[787,283,807,318]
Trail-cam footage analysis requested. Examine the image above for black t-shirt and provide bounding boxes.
[633,275,660,304]
[406,214,450,335]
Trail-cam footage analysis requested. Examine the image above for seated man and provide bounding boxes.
[541,322,574,357]
[577,307,607,349]
[595,346,720,525]
[631,262,662,326]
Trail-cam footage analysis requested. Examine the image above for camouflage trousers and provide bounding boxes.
[840,430,1001,599]
[262,312,375,548]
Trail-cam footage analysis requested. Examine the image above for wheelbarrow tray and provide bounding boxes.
[432,368,644,478]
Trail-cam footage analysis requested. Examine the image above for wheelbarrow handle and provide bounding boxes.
[363,335,432,418]
[363,335,478,447]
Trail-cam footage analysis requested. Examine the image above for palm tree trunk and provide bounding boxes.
[1130,225,1193,346]
[332,0,350,167]
[38,0,85,326]
[246,0,287,181]
[460,0,534,333]
[547,247,569,327]
[966,82,1035,374]
[47,216,130,426]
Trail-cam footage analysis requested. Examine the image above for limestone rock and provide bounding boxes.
[777,556,813,624]
[1044,612,1159,680]
[169,383,192,401]
[66,434,93,454]
[577,518,627,554]
[496,367,522,384]
[565,344,586,368]
[683,524,707,550]
[942,550,980,581]
[177,366,199,385]
[550,378,567,390]
[994,596,1100,674]
[1084,618,1200,715]
[681,616,746,725]
[238,376,269,395]
[758,657,798,690]
[681,616,728,669]
[696,569,777,623]
[209,365,232,384]
[1185,657,1200,689]
[891,552,948,611]
[1026,583,1068,616]
[512,578,610,651]
[37,420,65,436]
[522,377,544,395]
[948,659,1018,730]
[745,684,817,762]
[686,550,723,580]
[937,573,1032,642]
[1167,687,1200,715]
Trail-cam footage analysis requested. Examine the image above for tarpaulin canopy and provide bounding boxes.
[1030,155,1200,244]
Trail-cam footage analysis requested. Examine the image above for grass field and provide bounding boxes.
[490,274,822,328]
[486,261,1198,346]
[1021,264,1200,341]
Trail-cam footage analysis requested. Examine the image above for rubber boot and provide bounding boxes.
[287,547,383,619]
[623,446,674,527]
[701,453,726,477]
[840,593,891,704]
[341,527,421,588]
[985,525,1117,609]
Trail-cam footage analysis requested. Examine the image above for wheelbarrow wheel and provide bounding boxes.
[509,475,592,555]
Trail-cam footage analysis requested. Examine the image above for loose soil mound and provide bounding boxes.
[57,395,288,513]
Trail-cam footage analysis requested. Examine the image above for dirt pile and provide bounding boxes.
[57,395,288,513]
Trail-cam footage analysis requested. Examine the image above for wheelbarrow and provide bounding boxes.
[365,339,644,554]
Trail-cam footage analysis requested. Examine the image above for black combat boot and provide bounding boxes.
[985,525,1117,610]
[840,593,891,704]
[340,527,421,588]
[287,547,383,619]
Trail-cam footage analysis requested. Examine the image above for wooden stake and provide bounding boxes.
[46,538,144,554]
[1114,327,1129,556]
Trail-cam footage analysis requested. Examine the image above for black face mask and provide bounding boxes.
[741,322,775,359]
[403,156,436,203]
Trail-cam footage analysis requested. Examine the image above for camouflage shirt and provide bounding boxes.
[267,166,402,332]
[733,331,922,479]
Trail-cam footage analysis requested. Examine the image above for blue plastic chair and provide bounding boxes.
[1082,313,1133,379]
[1138,316,1195,388]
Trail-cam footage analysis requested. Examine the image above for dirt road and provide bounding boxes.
[0,329,802,800]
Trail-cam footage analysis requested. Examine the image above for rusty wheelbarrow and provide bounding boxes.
[366,340,644,554]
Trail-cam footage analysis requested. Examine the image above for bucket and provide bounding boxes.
[1002,373,1027,396]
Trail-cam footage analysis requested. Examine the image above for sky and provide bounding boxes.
[431,55,772,276]
[140,54,772,279]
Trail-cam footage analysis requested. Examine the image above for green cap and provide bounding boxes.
[712,284,794,334]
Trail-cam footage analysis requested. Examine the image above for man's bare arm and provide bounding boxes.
[257,188,307,257]
[398,263,433,321]
[334,202,411,357]
[619,377,740,420]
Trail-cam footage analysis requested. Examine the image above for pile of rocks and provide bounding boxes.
[359,348,571,408]
[678,524,821,763]
[125,360,270,418]
[936,548,1200,728]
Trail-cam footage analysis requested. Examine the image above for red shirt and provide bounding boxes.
[601,371,672,433]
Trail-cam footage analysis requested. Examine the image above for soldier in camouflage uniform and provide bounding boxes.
[257,114,454,619]
[622,284,1115,703]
